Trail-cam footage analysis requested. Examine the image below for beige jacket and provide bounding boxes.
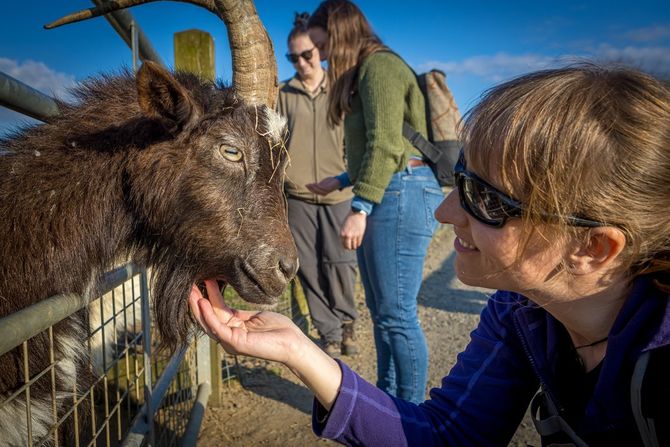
[277,75,352,205]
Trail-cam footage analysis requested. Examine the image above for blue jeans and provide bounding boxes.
[357,165,443,403]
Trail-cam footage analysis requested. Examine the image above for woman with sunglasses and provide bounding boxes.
[190,63,669,446]
[277,13,359,359]
[303,0,444,404]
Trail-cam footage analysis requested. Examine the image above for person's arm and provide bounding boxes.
[353,53,410,203]
[189,281,537,446]
[314,291,540,446]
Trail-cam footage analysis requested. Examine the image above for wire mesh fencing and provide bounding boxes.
[0,265,206,447]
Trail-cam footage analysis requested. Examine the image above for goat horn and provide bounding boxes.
[45,0,278,108]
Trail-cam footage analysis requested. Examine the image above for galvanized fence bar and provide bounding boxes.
[139,268,156,446]
[0,263,140,357]
[121,345,189,447]
[179,382,211,447]
[0,71,60,122]
[91,0,164,66]
[0,292,87,358]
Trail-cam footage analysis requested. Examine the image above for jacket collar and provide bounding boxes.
[514,275,670,367]
[287,72,328,96]
[512,275,669,422]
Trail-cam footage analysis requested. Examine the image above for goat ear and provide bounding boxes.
[136,61,198,129]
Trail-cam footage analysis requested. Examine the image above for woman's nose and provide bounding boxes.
[434,189,463,225]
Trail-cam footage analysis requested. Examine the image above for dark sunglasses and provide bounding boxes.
[286,47,315,64]
[454,150,605,228]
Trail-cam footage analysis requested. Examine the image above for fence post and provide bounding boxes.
[174,29,216,81]
[174,30,221,406]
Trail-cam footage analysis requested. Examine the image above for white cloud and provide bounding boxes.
[419,53,562,83]
[0,58,76,99]
[593,44,670,75]
[624,25,670,43]
[420,44,670,84]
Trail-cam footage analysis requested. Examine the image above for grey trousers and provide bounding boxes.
[287,198,358,342]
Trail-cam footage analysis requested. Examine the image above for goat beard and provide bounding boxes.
[151,263,198,354]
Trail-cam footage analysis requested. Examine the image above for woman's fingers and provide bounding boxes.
[203,279,244,326]
[188,286,219,340]
[197,297,235,345]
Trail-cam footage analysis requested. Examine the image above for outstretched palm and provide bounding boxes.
[188,280,307,365]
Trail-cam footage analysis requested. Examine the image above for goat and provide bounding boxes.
[0,58,297,444]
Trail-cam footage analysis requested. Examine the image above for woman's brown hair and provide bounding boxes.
[463,63,670,282]
[308,0,387,124]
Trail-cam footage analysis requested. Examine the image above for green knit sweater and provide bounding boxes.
[345,51,427,204]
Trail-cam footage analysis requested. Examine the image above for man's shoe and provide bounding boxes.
[323,340,341,358]
[341,321,358,356]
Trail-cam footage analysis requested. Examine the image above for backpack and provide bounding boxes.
[403,69,462,187]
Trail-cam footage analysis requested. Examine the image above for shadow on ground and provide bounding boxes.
[418,239,490,315]
[236,363,313,414]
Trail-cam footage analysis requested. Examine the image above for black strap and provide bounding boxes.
[631,351,661,447]
[402,121,441,163]
[530,390,590,447]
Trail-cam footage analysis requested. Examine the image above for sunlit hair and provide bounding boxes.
[308,0,387,125]
[287,12,310,44]
[462,63,670,282]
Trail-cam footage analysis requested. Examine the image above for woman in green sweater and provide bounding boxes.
[305,0,444,403]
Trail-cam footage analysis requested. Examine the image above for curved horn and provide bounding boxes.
[215,0,278,108]
[45,0,278,108]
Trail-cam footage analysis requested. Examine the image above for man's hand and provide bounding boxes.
[340,211,367,250]
[306,176,341,196]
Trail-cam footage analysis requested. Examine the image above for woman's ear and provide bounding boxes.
[567,227,627,275]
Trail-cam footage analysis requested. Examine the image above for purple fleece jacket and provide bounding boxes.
[312,275,670,446]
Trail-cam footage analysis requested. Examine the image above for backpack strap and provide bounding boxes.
[530,390,590,447]
[402,121,442,163]
[631,350,661,447]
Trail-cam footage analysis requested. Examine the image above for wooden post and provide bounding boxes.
[290,279,312,334]
[174,29,220,405]
[173,29,216,81]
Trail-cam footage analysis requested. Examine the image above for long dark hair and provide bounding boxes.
[308,0,387,125]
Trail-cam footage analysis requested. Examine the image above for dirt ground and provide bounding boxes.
[197,223,541,446]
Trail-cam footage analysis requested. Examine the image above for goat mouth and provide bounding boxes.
[225,259,283,304]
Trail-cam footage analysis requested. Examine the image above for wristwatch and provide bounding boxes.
[351,207,367,216]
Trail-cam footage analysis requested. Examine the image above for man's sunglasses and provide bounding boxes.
[286,47,315,64]
[454,150,605,228]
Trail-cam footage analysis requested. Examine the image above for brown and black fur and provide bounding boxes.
[0,61,297,444]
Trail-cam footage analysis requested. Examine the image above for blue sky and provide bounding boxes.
[1,1,669,134]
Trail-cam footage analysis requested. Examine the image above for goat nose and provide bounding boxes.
[279,254,299,280]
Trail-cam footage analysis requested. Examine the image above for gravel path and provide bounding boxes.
[198,223,540,446]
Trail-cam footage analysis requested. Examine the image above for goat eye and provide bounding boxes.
[219,145,243,162]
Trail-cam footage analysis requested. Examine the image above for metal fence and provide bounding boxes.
[0,264,208,447]
[0,265,306,446]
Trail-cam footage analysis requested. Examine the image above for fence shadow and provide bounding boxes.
[418,248,491,315]
[236,364,313,414]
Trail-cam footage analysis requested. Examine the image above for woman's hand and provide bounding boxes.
[306,176,341,196]
[188,280,306,365]
[189,279,344,410]
[340,211,367,250]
